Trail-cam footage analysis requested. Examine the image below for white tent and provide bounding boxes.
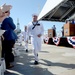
[38,0,75,22]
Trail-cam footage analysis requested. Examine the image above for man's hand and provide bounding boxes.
[37,34,41,37]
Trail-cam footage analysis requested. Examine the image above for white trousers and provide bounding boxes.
[34,50,38,61]
[31,37,42,61]
[25,41,28,50]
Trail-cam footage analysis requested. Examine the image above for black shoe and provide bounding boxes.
[34,61,39,65]
[26,49,28,52]
[6,64,14,69]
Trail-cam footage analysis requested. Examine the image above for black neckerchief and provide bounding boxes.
[32,21,40,30]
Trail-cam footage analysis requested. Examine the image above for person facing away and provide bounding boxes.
[28,13,44,65]
[1,10,17,69]
[22,26,29,52]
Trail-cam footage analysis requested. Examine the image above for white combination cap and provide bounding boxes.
[32,13,38,17]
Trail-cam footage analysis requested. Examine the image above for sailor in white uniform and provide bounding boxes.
[23,26,28,52]
[28,14,44,65]
[17,32,23,46]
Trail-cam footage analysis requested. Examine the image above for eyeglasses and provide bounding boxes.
[5,11,8,13]
[5,11,10,13]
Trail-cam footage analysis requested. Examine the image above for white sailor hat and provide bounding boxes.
[0,3,12,12]
[32,13,38,17]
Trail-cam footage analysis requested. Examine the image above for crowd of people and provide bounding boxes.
[0,3,44,70]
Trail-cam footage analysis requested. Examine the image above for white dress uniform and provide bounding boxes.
[28,21,44,62]
[17,33,23,45]
[22,31,28,50]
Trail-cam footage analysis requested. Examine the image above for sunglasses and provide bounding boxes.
[5,11,8,13]
[5,11,10,13]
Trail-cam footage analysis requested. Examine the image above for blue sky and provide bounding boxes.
[0,0,65,34]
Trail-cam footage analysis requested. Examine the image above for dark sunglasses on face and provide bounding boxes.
[5,11,9,13]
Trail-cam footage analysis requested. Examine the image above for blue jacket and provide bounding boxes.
[1,17,18,40]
